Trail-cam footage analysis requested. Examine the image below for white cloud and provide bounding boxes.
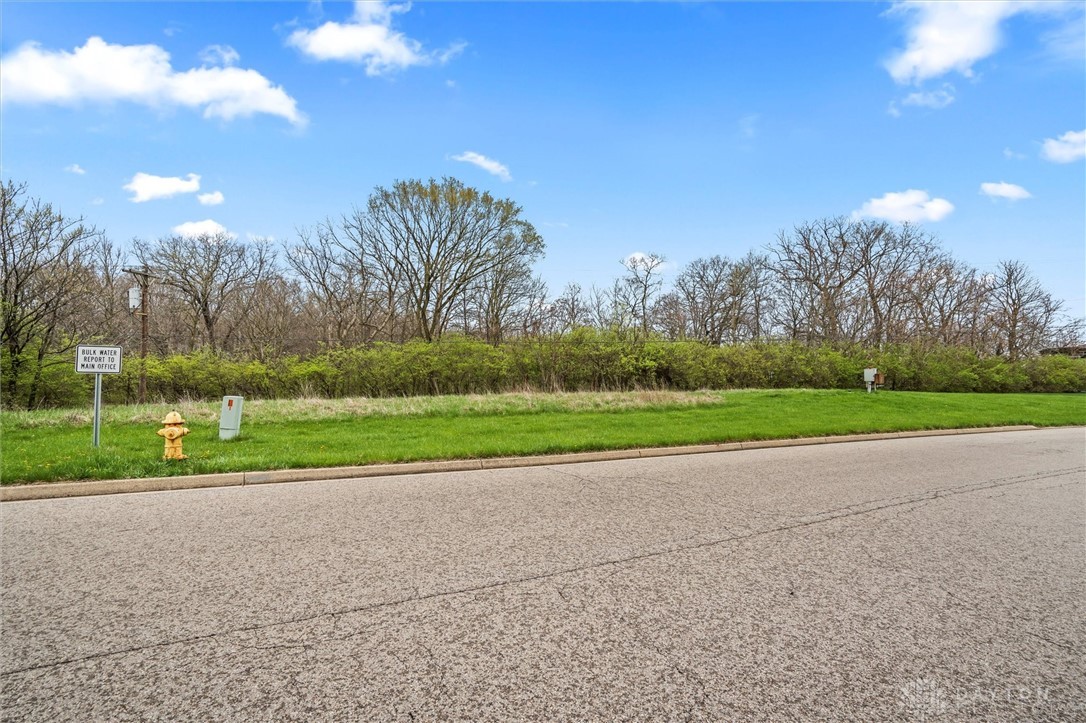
[198,44,240,67]
[172,219,235,239]
[980,181,1032,200]
[124,172,200,203]
[623,251,671,272]
[1040,129,1086,163]
[197,190,225,206]
[853,189,954,223]
[738,113,759,139]
[287,1,464,75]
[354,0,404,25]
[1041,10,1086,62]
[0,36,305,126]
[1003,147,1026,160]
[451,151,512,181]
[64,163,86,175]
[435,42,468,65]
[901,84,955,109]
[884,1,1064,85]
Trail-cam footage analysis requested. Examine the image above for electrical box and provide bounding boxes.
[219,396,244,440]
[128,287,142,311]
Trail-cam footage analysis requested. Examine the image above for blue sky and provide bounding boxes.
[3,1,1084,311]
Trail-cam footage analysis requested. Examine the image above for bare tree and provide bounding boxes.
[671,252,774,344]
[1044,317,1085,350]
[133,233,273,352]
[1,180,102,408]
[286,221,392,345]
[850,221,938,347]
[986,259,1062,360]
[616,252,667,337]
[548,282,591,334]
[342,178,544,342]
[517,276,550,338]
[235,272,306,359]
[652,291,689,341]
[907,253,986,348]
[767,218,866,344]
[459,252,543,343]
[738,252,775,341]
[78,239,133,347]
[674,255,733,344]
[586,282,630,332]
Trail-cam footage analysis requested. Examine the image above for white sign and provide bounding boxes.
[76,345,123,374]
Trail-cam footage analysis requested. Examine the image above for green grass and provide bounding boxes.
[2,389,1083,485]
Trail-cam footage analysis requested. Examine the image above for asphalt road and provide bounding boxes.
[2,428,1084,721]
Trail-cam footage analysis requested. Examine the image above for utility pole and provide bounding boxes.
[123,266,159,404]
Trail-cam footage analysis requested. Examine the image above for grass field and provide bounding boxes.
[2,389,1083,485]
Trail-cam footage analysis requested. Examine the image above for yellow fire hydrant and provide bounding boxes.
[157,411,190,460]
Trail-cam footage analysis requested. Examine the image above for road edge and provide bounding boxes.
[1,425,1054,502]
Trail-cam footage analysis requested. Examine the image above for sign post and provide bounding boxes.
[123,267,158,404]
[75,345,123,447]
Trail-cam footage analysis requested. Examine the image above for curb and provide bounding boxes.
[0,425,1043,502]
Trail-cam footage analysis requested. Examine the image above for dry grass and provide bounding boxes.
[1,390,730,429]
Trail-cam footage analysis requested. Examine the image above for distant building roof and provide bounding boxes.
[1040,345,1086,358]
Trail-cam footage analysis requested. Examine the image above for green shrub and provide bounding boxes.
[5,337,1083,408]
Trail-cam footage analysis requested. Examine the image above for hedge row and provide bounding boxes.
[5,333,1085,408]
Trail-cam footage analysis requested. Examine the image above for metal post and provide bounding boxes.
[140,274,149,404]
[124,265,158,405]
[93,373,102,448]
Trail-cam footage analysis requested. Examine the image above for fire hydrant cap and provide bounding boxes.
[162,411,185,424]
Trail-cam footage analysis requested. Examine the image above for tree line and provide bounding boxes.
[2,177,1081,408]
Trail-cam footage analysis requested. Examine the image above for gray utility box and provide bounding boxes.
[219,396,244,440]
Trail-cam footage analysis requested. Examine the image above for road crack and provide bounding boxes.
[4,465,1081,678]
